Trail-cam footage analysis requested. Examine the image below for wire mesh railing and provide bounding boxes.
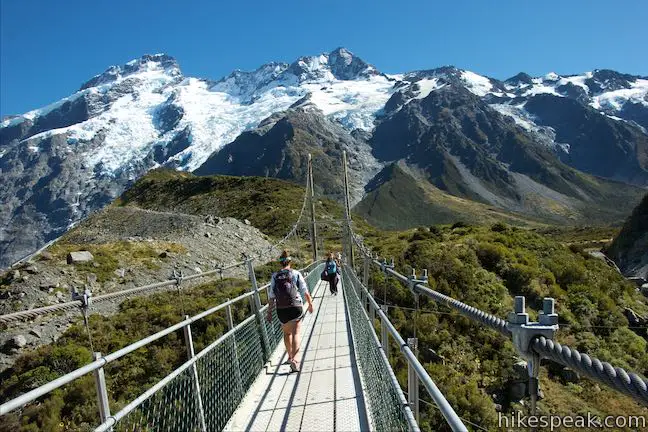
[342,266,419,432]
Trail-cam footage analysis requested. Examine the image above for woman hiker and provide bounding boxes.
[266,250,314,372]
[325,252,340,295]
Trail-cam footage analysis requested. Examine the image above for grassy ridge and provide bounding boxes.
[356,163,548,229]
[115,168,348,240]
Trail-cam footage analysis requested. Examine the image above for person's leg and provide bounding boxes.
[291,319,302,364]
[282,323,294,361]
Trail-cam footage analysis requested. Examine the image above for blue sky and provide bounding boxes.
[1,0,647,116]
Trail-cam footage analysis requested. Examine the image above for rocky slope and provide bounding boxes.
[194,105,380,204]
[0,177,282,370]
[359,84,646,226]
[607,193,648,280]
[2,49,648,267]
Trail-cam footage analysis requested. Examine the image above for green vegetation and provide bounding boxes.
[46,241,186,282]
[358,222,648,429]
[115,169,346,238]
[0,278,253,432]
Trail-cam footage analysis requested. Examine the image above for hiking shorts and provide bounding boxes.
[277,306,305,324]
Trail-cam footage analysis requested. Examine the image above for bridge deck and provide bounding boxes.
[225,278,370,431]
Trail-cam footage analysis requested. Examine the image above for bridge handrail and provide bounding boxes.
[343,266,467,432]
[0,260,323,417]
[384,263,511,336]
[0,289,255,415]
[95,312,259,432]
[0,260,248,324]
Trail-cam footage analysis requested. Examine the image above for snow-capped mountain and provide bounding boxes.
[1,48,647,267]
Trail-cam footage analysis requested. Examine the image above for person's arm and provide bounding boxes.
[266,275,276,322]
[297,272,314,313]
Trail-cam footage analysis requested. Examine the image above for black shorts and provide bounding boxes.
[276,306,304,324]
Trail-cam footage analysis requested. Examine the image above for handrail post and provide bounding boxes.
[225,299,245,399]
[92,352,111,429]
[363,254,370,286]
[246,258,270,362]
[183,317,207,432]
[407,338,420,423]
[381,305,389,359]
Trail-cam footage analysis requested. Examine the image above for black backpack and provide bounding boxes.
[273,269,302,308]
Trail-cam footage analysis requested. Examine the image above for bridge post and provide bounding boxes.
[182,320,208,432]
[246,258,270,362]
[342,150,355,270]
[92,352,111,429]
[407,338,420,423]
[308,154,318,262]
[381,305,389,359]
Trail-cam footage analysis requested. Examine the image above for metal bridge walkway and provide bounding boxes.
[225,278,370,432]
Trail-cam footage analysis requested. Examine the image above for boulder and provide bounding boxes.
[204,232,212,238]
[39,282,56,291]
[24,265,39,274]
[114,268,126,278]
[2,335,27,353]
[9,270,20,281]
[159,251,169,258]
[30,328,42,338]
[244,219,251,225]
[40,251,54,261]
[67,251,94,264]
[560,367,580,383]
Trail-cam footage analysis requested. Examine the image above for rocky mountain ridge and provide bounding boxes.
[2,48,648,267]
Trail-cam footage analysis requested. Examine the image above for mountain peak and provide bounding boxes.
[284,47,381,82]
[80,53,182,91]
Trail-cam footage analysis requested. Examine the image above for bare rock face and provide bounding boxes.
[67,251,94,264]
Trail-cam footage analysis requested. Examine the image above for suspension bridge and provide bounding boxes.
[1,152,647,431]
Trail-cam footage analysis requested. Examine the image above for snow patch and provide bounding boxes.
[461,70,493,96]
[413,78,444,99]
[522,83,561,97]
[558,75,590,92]
[591,78,648,111]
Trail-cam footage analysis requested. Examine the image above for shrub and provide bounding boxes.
[491,222,508,232]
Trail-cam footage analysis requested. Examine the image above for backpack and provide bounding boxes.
[273,270,302,309]
[325,260,337,276]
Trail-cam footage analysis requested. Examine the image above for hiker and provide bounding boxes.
[325,252,340,295]
[266,250,314,372]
